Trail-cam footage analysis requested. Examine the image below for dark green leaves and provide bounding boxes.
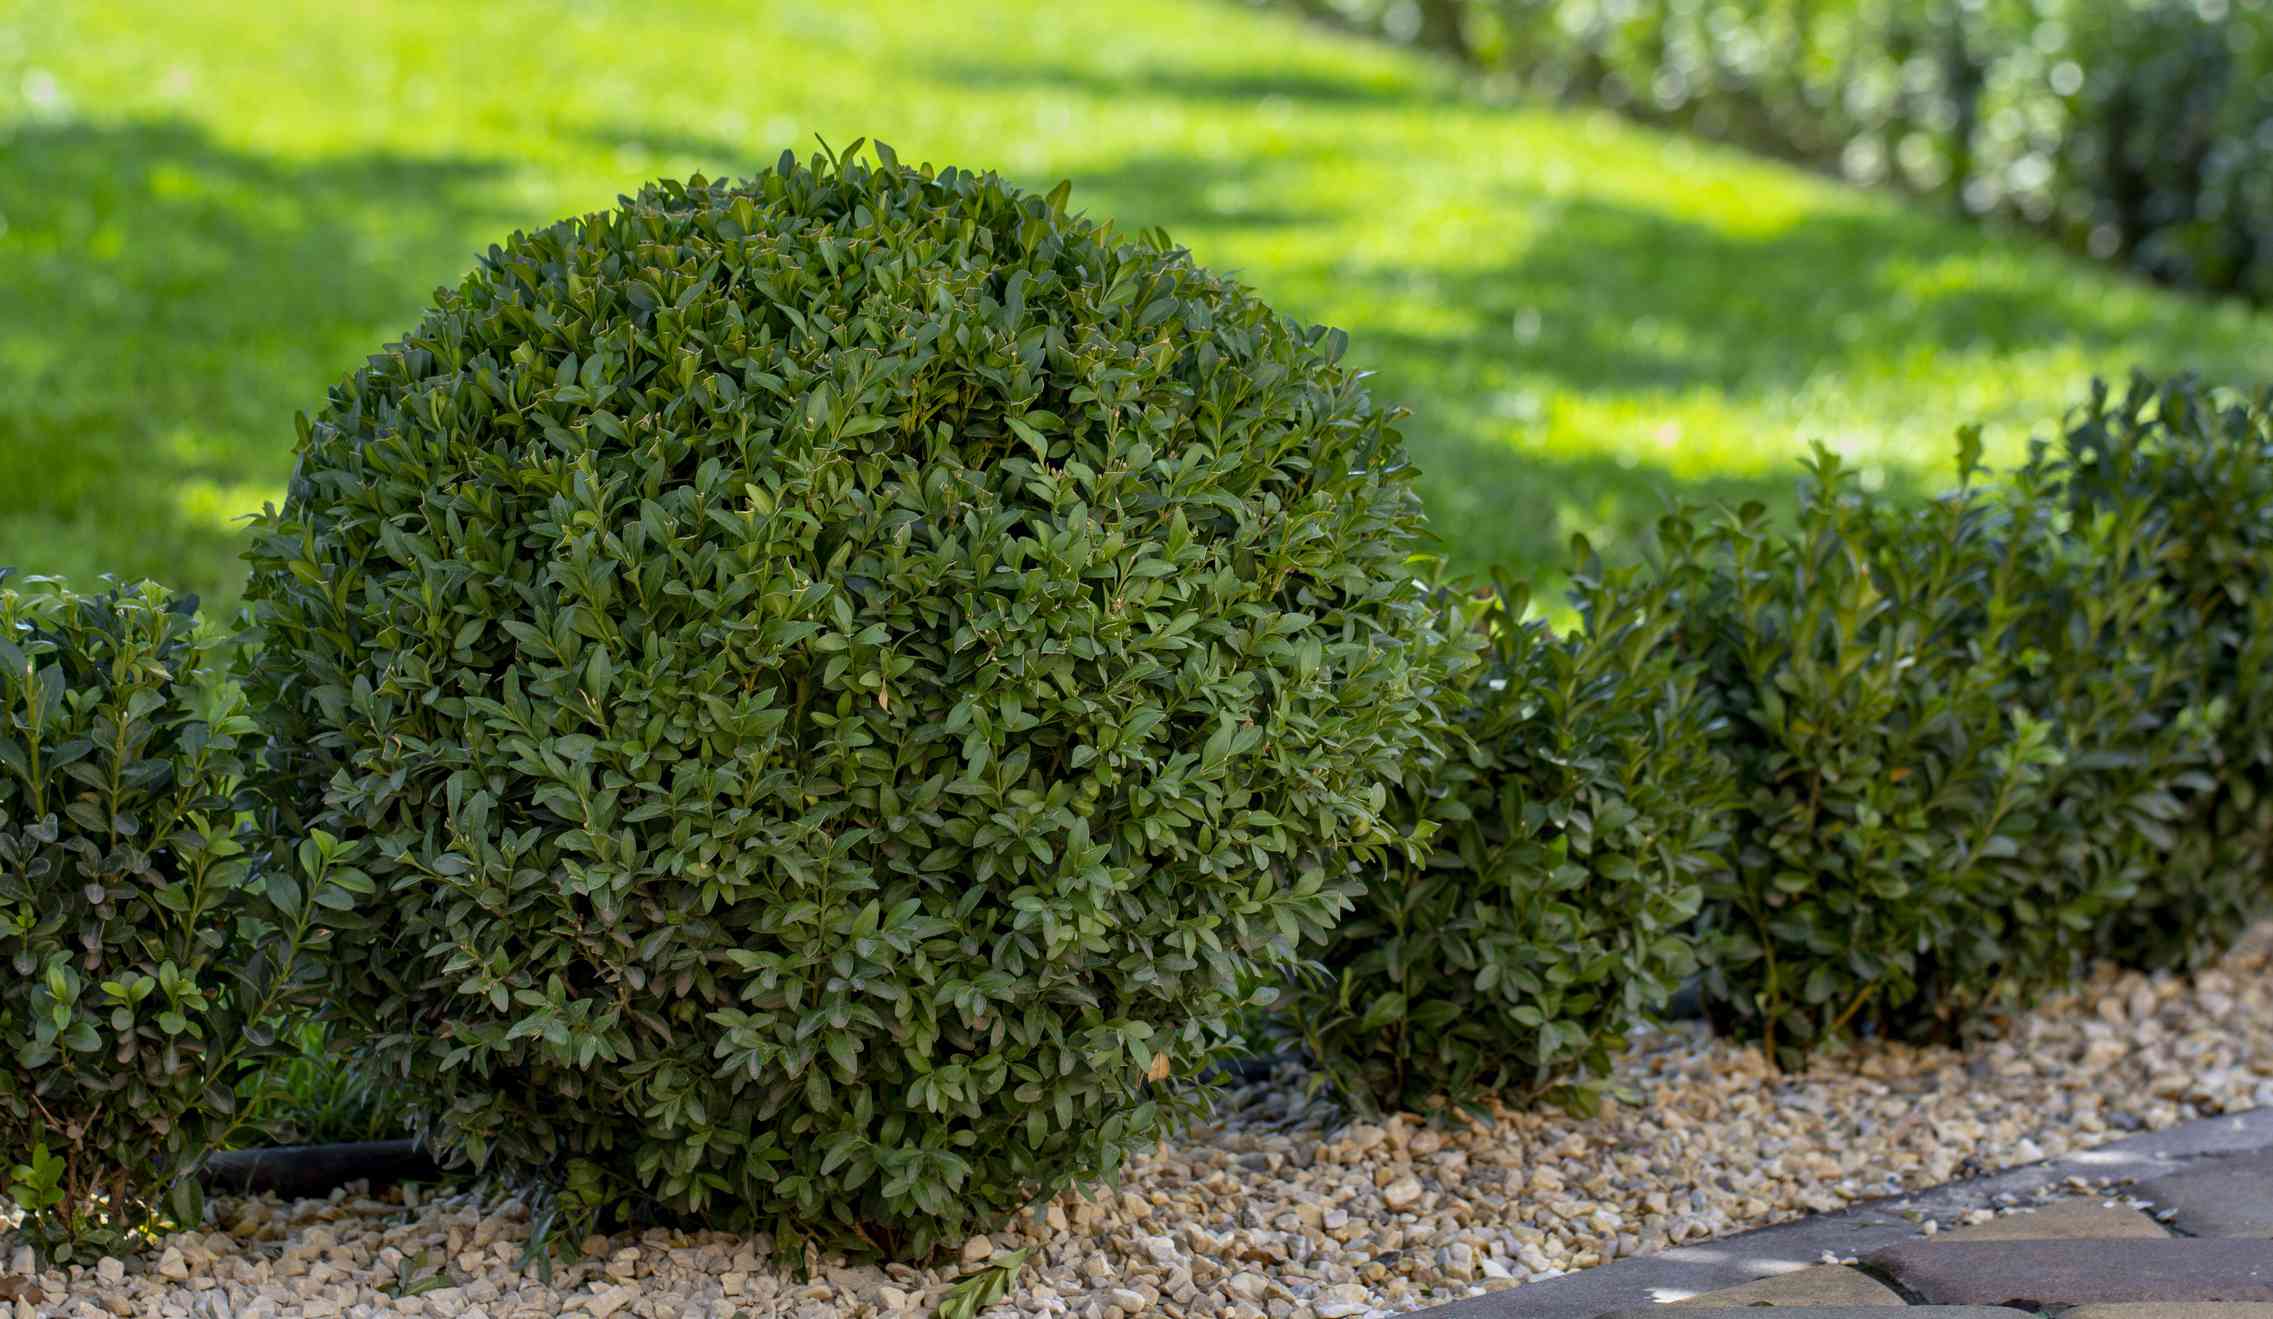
[1680,391,2273,1065]
[0,575,325,1258]
[1295,373,2273,1094]
[1675,445,2060,1063]
[2030,373,2273,971]
[239,143,1463,1260]
[1289,560,1727,1115]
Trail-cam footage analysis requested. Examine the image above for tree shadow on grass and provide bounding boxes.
[0,117,515,613]
[929,56,1467,112]
[1057,154,2270,584]
[1354,194,2268,579]
[1062,149,1353,235]
[567,122,773,173]
[1353,192,2246,399]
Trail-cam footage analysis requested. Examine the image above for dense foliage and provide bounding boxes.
[1271,0,2273,299]
[1290,560,1726,1113]
[1670,407,2267,1065]
[2031,375,2273,968]
[0,575,348,1258]
[1670,448,2069,1063]
[1975,451,2217,1003]
[239,143,1465,1257]
[1289,387,2271,1090]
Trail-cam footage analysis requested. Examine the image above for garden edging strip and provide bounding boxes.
[195,1141,441,1202]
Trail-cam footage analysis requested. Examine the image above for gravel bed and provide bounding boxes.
[6,923,2270,1319]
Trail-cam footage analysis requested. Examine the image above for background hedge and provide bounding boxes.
[1268,0,2273,300]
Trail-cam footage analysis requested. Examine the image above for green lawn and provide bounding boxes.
[5,0,2269,618]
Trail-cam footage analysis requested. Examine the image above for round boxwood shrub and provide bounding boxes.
[1,574,345,1259]
[1288,556,1728,1116]
[241,143,1463,1256]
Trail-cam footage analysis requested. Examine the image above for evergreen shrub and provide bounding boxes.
[1290,557,1727,1113]
[1,574,347,1258]
[240,143,1466,1256]
[2032,375,2273,967]
[1678,447,2060,1063]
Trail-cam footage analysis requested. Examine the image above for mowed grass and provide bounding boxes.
[4,0,2270,616]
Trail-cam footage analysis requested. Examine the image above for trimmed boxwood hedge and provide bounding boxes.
[1300,378,2273,1097]
[1288,557,1727,1114]
[2033,375,2273,969]
[1671,388,2272,1064]
[0,575,350,1259]
[1972,448,2217,1005]
[1668,447,2073,1061]
[239,143,1469,1257]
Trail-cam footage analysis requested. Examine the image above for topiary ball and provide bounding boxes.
[242,142,1463,1256]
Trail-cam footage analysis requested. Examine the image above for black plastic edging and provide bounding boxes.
[196,1140,443,1200]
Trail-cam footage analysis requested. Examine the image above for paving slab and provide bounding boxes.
[2062,1110,2273,1165]
[2134,1150,2273,1238]
[2061,1307,2273,1319]
[1666,1264,1905,1306]
[1608,1310,2027,1319]
[1939,1198,2168,1241]
[1869,1239,2273,1306]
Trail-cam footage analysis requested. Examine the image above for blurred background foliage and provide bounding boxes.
[2,0,2269,617]
[1269,1,2273,300]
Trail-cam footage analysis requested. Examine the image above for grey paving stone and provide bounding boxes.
[2068,1110,2273,1165]
[1869,1239,2273,1306]
[1606,1310,2028,1319]
[2061,1306,2273,1319]
[1939,1198,2168,1241]
[1666,1264,1904,1306]
[1407,1257,1776,1319]
[2135,1149,2273,1239]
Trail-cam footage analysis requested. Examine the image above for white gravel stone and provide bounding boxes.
[5,925,2270,1318]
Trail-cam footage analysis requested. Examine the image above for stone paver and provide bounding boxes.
[1939,1198,2168,1241]
[1869,1239,2273,1306]
[1605,1310,2028,1319]
[1667,1264,1905,1307]
[2135,1150,2273,1239]
[2061,1307,2273,1319]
